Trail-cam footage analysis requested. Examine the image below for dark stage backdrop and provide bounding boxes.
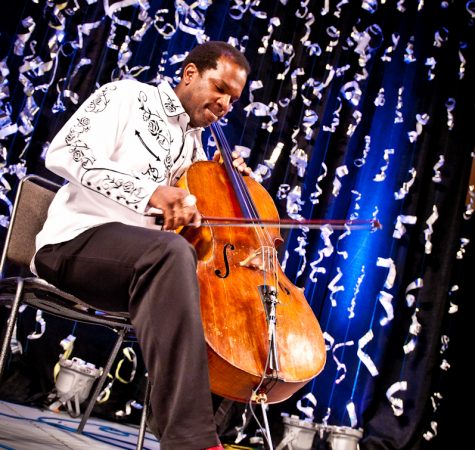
[1,1,474,449]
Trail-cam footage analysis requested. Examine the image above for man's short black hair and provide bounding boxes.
[181,41,251,75]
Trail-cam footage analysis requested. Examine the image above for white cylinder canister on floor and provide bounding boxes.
[277,415,363,450]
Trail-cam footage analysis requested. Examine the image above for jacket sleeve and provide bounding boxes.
[45,80,160,214]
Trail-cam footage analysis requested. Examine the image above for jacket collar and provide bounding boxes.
[157,80,186,117]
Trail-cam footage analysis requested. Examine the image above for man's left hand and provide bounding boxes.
[213,150,252,175]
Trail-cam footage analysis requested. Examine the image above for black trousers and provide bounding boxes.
[34,222,219,450]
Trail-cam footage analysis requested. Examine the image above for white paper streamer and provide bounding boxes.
[424,205,439,254]
[302,109,319,140]
[394,168,416,200]
[323,97,342,132]
[276,183,290,200]
[354,136,371,167]
[309,225,334,282]
[27,309,46,340]
[423,421,438,441]
[397,0,406,13]
[323,331,335,351]
[373,148,395,182]
[296,393,317,419]
[381,33,400,62]
[456,237,470,259]
[332,165,349,197]
[154,9,177,38]
[348,266,364,318]
[393,215,417,239]
[448,285,459,314]
[403,337,416,354]
[378,291,394,326]
[458,43,466,79]
[362,0,378,13]
[357,329,379,376]
[281,250,289,272]
[295,235,308,278]
[325,26,340,52]
[404,36,416,63]
[445,97,456,130]
[340,81,362,106]
[286,185,305,219]
[434,27,449,48]
[440,334,449,353]
[425,57,436,81]
[431,155,445,183]
[14,17,36,56]
[374,87,385,106]
[333,340,354,384]
[376,257,396,289]
[290,148,308,178]
[405,278,423,307]
[334,0,349,18]
[328,267,345,307]
[336,224,351,260]
[272,41,295,80]
[258,17,281,55]
[403,308,421,354]
[394,86,404,123]
[386,381,407,417]
[408,113,430,143]
[309,162,328,204]
[440,359,450,371]
[349,190,362,220]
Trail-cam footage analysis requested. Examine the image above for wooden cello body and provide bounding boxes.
[178,131,326,404]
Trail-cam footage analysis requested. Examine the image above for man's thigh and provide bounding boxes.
[35,222,174,311]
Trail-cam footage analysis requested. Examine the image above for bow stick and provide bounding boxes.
[196,216,381,231]
[149,211,381,231]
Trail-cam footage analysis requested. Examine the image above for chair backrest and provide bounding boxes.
[0,174,60,276]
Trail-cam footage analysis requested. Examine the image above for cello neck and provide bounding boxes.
[210,123,258,220]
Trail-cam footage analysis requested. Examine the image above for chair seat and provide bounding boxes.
[0,276,133,330]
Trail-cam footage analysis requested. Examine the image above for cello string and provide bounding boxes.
[211,124,261,222]
[212,123,282,380]
[212,125,278,289]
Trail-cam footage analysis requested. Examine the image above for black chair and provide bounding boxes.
[0,174,151,449]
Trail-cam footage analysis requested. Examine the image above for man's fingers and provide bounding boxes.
[191,210,202,228]
[162,202,201,230]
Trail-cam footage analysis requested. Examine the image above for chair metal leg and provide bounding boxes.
[77,327,127,433]
[136,378,151,450]
[0,279,24,378]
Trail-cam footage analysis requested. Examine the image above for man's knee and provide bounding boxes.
[166,233,196,257]
[151,232,198,267]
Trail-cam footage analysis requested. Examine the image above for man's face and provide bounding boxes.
[178,56,248,128]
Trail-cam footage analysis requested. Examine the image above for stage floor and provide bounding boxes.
[0,400,160,449]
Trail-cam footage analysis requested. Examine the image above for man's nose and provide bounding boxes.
[218,95,232,112]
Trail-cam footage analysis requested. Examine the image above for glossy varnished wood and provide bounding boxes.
[179,161,326,403]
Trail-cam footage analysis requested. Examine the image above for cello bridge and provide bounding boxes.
[239,246,276,272]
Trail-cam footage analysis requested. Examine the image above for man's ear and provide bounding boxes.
[182,63,199,85]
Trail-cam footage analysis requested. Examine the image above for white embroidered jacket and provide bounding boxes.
[31,79,207,274]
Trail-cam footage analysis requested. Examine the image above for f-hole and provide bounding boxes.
[215,243,235,278]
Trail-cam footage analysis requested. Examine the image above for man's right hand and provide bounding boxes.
[148,186,201,230]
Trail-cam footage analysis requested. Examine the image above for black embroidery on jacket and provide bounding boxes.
[137,90,173,177]
[63,84,147,207]
[162,92,180,114]
[85,85,116,113]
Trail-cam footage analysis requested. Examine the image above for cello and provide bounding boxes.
[177,123,326,404]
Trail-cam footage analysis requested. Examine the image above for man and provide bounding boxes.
[31,41,251,449]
